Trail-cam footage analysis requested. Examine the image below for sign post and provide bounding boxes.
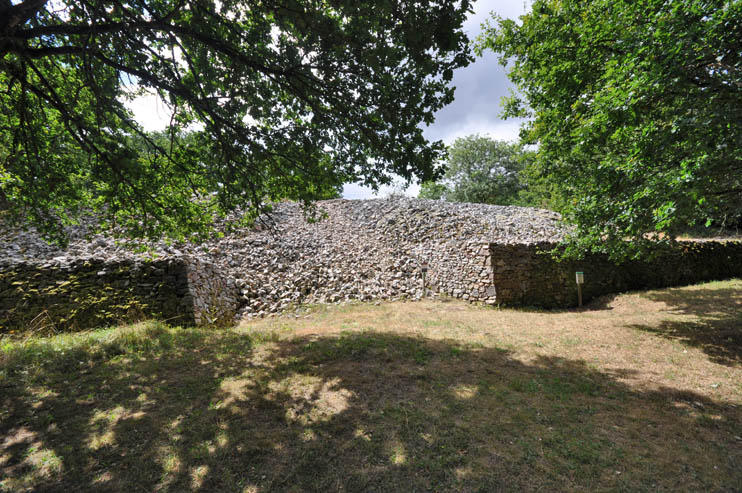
[575,271,585,307]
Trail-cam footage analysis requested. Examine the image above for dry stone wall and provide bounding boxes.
[5,198,742,332]
[1,258,192,332]
[417,241,495,303]
[490,240,742,307]
[1,198,565,327]
[3,198,741,330]
[0,256,238,333]
[184,258,240,326]
[222,199,563,317]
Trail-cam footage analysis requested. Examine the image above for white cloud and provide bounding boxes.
[342,181,421,200]
[432,118,524,144]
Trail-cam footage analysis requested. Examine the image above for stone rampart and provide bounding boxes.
[489,240,742,307]
[5,199,741,328]
[0,256,238,333]
[1,199,566,320]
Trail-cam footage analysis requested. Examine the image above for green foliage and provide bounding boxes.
[477,0,742,258]
[418,134,528,206]
[418,180,449,200]
[515,153,571,212]
[0,0,472,243]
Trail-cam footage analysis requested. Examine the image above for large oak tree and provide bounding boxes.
[1,0,472,241]
[478,0,742,258]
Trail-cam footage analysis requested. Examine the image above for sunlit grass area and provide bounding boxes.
[2,280,741,491]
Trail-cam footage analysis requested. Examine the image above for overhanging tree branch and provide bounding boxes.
[1,0,473,241]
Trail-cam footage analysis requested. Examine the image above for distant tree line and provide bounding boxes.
[418,134,563,211]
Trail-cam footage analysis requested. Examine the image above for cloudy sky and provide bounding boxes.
[127,0,531,199]
[421,0,529,144]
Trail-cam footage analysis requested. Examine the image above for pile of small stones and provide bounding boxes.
[0,198,566,318]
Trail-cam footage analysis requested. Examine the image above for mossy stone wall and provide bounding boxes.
[0,258,196,333]
[490,241,742,308]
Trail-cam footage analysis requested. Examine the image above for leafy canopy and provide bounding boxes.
[478,0,742,258]
[1,0,472,242]
[418,134,526,205]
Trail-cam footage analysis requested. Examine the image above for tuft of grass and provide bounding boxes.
[0,321,211,379]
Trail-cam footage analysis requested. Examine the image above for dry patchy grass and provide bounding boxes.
[1,280,741,492]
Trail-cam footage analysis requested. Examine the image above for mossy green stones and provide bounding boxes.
[0,259,197,334]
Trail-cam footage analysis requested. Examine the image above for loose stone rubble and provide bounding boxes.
[0,198,566,321]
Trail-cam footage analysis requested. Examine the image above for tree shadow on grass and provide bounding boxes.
[628,286,742,366]
[1,327,741,492]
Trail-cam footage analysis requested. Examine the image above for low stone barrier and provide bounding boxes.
[0,256,238,333]
[3,197,739,329]
[489,240,742,307]
[3,238,740,331]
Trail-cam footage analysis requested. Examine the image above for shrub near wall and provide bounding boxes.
[490,240,742,308]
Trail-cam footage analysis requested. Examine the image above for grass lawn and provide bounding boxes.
[1,280,741,492]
